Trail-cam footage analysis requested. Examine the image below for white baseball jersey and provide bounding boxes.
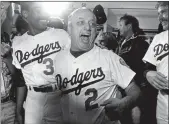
[143,30,168,123]
[12,28,70,86]
[53,45,135,124]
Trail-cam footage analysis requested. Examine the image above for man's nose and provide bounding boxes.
[84,22,91,30]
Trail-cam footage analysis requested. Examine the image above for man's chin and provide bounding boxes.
[82,44,94,52]
[162,22,168,31]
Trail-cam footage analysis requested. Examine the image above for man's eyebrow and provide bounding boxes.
[76,17,96,22]
[78,17,84,20]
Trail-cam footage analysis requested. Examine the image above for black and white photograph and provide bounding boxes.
[1,1,168,124]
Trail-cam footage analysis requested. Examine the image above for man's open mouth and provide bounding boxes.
[81,34,90,43]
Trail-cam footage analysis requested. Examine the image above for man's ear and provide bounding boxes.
[127,24,132,30]
[67,21,72,35]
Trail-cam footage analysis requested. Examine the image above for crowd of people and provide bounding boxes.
[1,1,168,124]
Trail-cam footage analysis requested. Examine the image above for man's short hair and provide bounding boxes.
[120,14,139,34]
[68,7,95,23]
[67,7,96,33]
[155,1,169,9]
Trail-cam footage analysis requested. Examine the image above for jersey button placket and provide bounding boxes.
[73,61,76,64]
[73,57,78,64]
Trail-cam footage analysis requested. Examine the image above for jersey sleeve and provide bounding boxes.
[142,35,157,66]
[109,52,136,89]
[53,29,71,49]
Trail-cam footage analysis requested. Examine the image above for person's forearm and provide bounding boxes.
[16,86,27,109]
[118,82,141,113]
[16,86,27,124]
[4,57,15,74]
[118,96,137,114]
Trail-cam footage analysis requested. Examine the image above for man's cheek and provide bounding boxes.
[75,30,80,37]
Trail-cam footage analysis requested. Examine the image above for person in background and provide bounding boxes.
[1,2,27,124]
[1,2,16,124]
[1,32,26,124]
[12,2,70,124]
[143,1,168,124]
[117,14,149,88]
[117,14,155,124]
[1,2,10,25]
[1,31,17,124]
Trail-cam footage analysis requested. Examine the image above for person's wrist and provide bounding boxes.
[115,99,123,114]
[143,70,151,78]
[16,105,23,112]
[116,100,124,117]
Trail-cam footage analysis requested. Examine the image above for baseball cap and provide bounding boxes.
[93,4,107,25]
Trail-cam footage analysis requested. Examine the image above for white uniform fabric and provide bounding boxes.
[12,28,70,86]
[12,28,70,124]
[143,30,168,124]
[53,45,135,124]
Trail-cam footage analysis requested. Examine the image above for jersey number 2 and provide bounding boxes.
[85,88,98,111]
[43,58,54,75]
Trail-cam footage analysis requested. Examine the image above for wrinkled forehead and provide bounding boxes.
[72,8,96,21]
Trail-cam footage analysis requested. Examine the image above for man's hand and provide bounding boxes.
[146,71,168,90]
[100,98,121,109]
[1,42,11,57]
[94,30,103,44]
[94,30,108,49]
[100,98,122,121]
[100,81,141,121]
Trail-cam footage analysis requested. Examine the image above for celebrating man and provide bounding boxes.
[143,1,168,124]
[53,7,141,124]
[12,2,70,124]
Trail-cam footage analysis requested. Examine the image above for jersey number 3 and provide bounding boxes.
[43,58,54,75]
[85,88,98,111]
